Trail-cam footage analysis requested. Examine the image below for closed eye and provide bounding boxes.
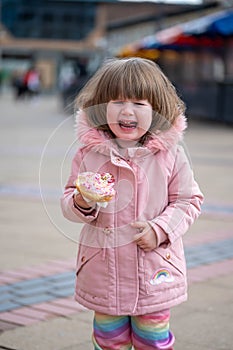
[134,102,146,106]
[111,100,147,106]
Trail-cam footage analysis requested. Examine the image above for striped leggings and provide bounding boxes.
[93,309,175,350]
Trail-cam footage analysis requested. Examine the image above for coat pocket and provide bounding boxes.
[142,242,186,295]
[76,245,109,299]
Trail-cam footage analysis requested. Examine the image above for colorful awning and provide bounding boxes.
[118,9,233,56]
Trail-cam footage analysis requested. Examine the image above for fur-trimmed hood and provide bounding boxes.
[76,110,187,155]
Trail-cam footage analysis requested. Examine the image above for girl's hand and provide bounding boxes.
[132,221,157,252]
[73,193,95,209]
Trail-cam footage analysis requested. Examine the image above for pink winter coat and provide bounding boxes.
[61,112,204,316]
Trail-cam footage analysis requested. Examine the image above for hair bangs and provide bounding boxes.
[99,59,154,103]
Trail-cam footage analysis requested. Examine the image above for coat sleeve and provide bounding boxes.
[150,145,204,245]
[60,149,100,223]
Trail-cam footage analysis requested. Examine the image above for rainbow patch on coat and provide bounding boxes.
[150,268,174,285]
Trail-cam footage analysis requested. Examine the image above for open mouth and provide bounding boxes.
[119,120,137,129]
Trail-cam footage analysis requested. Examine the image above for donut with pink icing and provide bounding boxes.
[75,172,115,202]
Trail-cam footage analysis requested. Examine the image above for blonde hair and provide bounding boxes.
[76,57,185,137]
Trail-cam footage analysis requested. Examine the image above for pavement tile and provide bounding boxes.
[212,259,233,273]
[0,275,21,284]
[186,260,203,269]
[20,265,66,277]
[11,306,54,321]
[16,266,47,278]
[49,271,75,282]
[51,298,86,311]
[220,247,233,259]
[48,280,74,290]
[0,281,8,286]
[49,280,74,290]
[12,277,48,289]
[0,301,22,313]
[0,310,94,350]
[0,320,19,332]
[50,275,74,283]
[45,265,74,274]
[184,229,233,247]
[0,312,39,326]
[31,302,77,316]
[49,287,74,298]
[0,272,23,281]
[47,259,76,270]
[0,292,11,302]
[185,238,233,268]
[15,293,55,306]
[11,284,51,297]
[200,255,221,264]
[0,285,15,292]
[188,258,233,284]
[36,263,71,275]
[0,269,36,280]
[15,267,49,279]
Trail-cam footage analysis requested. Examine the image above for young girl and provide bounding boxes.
[61,57,203,350]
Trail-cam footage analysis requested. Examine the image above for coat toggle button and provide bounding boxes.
[103,227,113,234]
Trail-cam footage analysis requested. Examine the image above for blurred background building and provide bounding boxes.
[0,0,232,121]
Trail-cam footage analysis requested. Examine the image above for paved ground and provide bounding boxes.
[0,92,232,349]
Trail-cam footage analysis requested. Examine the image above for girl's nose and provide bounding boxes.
[121,102,134,116]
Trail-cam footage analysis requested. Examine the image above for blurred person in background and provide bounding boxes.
[11,69,27,99]
[59,59,89,113]
[23,66,41,99]
[11,66,41,100]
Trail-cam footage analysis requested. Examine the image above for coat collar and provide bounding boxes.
[76,110,187,156]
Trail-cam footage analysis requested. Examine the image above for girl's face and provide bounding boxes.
[106,99,152,141]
